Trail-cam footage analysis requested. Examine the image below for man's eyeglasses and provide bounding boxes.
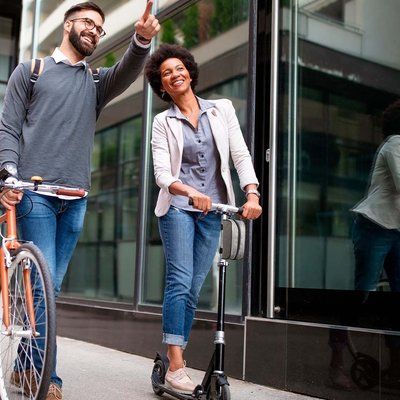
[69,18,106,38]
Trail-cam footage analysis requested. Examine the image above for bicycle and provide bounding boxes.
[0,168,85,400]
[151,201,246,400]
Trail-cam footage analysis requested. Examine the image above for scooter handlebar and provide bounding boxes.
[188,198,243,215]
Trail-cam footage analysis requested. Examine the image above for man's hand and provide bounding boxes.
[0,189,23,210]
[135,0,160,43]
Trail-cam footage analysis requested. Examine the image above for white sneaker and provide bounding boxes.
[165,367,196,393]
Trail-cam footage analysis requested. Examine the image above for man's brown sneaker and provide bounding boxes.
[10,369,38,396]
[46,383,63,400]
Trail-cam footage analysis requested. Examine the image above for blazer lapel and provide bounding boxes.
[166,116,183,157]
[207,108,227,163]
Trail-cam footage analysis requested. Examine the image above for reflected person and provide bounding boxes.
[351,100,400,292]
[351,99,400,384]
[145,44,262,392]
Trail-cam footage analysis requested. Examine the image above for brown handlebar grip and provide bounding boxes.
[56,188,86,197]
[31,176,43,183]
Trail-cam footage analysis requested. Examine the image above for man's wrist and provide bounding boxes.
[135,32,151,45]
[4,163,18,178]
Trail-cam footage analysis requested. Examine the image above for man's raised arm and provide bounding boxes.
[98,0,160,108]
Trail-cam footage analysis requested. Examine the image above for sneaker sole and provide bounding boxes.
[164,380,195,394]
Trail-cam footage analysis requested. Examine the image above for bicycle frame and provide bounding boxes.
[0,204,38,335]
[0,173,86,336]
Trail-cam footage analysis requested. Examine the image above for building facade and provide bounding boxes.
[2,0,400,399]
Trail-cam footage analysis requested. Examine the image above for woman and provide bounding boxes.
[145,44,262,392]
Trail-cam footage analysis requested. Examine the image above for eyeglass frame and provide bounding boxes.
[68,17,106,38]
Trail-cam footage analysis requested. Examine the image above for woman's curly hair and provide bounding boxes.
[145,44,199,103]
[382,99,400,137]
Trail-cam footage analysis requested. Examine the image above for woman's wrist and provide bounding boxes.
[246,193,260,203]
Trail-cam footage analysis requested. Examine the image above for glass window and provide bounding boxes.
[0,17,13,81]
[36,0,142,57]
[141,0,251,315]
[0,16,15,111]
[274,0,400,330]
[62,115,142,302]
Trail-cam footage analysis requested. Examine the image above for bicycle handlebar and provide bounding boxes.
[0,178,86,198]
[188,198,243,215]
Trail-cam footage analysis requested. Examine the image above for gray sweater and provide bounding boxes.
[0,36,149,190]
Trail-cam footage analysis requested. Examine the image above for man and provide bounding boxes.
[0,2,159,399]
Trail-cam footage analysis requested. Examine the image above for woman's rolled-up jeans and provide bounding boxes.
[159,206,221,349]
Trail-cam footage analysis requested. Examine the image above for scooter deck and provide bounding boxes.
[154,384,200,399]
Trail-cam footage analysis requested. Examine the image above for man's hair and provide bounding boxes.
[145,44,199,103]
[64,2,105,23]
[382,99,400,137]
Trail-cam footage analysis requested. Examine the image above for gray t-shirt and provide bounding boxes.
[352,135,400,229]
[0,36,149,190]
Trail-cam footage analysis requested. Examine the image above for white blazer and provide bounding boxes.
[151,98,259,217]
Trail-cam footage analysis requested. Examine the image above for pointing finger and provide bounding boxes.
[142,0,153,21]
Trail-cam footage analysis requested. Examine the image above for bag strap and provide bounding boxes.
[88,65,100,83]
[28,58,44,101]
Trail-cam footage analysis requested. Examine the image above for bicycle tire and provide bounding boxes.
[0,243,56,400]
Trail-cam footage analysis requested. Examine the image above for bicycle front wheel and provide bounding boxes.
[0,243,56,400]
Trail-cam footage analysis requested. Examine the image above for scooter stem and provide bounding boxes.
[214,256,228,373]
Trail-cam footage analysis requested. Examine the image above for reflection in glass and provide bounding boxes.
[62,116,142,302]
[0,16,13,82]
[275,0,400,335]
[0,16,15,112]
[160,0,248,48]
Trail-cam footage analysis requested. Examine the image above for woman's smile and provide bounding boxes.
[160,57,192,96]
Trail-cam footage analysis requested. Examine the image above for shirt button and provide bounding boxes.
[200,154,204,158]
[198,140,201,143]
[201,183,205,187]
[201,168,205,172]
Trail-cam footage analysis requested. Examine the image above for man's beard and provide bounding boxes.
[69,26,97,57]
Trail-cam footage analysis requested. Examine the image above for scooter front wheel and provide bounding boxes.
[219,384,230,400]
[207,383,230,400]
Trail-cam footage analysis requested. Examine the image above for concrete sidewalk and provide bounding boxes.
[57,336,318,400]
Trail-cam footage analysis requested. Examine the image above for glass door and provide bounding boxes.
[268,0,400,331]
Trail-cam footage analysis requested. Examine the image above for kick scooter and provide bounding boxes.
[151,202,245,400]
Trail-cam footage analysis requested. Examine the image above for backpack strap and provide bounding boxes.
[28,58,44,101]
[88,65,100,83]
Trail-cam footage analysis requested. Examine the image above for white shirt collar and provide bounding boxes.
[51,47,87,68]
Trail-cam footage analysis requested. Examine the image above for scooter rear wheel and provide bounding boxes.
[152,359,166,396]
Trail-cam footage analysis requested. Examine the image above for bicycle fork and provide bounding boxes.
[0,207,38,337]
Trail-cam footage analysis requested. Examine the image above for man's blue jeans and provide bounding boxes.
[159,206,221,349]
[16,191,87,387]
[352,214,400,292]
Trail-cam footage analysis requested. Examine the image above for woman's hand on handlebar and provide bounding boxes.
[0,189,23,210]
[241,196,262,220]
[187,190,212,213]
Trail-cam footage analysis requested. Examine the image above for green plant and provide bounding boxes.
[161,19,177,44]
[182,4,199,48]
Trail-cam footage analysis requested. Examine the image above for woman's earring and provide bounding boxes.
[161,91,166,99]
